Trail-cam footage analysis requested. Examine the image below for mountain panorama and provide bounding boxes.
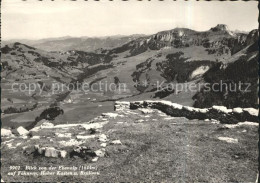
[1,24,259,182]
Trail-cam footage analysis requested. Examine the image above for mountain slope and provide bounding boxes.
[1,25,258,128]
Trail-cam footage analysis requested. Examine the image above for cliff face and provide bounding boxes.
[110,24,257,58]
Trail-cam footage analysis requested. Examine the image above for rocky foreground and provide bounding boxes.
[1,101,258,182]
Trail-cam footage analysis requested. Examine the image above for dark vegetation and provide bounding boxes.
[26,106,64,130]
[13,42,36,50]
[156,52,215,82]
[193,52,258,108]
[1,45,13,54]
[37,107,64,121]
[34,56,60,67]
[3,103,38,114]
[131,58,153,92]
[28,50,41,57]
[74,51,113,65]
[75,64,114,83]
[132,58,153,82]
[152,88,175,99]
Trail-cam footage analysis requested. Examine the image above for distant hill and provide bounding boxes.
[1,25,258,108]
[2,35,146,52]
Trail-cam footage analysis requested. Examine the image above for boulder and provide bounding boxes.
[139,108,154,114]
[242,108,258,122]
[130,101,144,109]
[55,133,72,138]
[35,119,54,128]
[98,134,108,142]
[232,107,243,114]
[23,146,35,155]
[100,143,107,147]
[114,101,130,111]
[110,140,122,145]
[199,108,208,114]
[182,106,195,112]
[70,146,96,160]
[135,119,144,123]
[31,136,40,139]
[243,108,258,116]
[60,150,67,158]
[92,157,99,162]
[211,106,231,114]
[15,126,29,136]
[35,145,46,155]
[102,113,118,118]
[1,128,13,137]
[59,139,84,147]
[94,148,106,157]
[45,147,59,158]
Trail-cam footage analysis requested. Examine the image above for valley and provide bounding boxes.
[1,24,258,182]
[1,24,258,129]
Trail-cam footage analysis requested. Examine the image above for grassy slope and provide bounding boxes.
[1,107,258,182]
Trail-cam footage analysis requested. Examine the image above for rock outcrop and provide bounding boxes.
[1,129,13,137]
[116,101,258,124]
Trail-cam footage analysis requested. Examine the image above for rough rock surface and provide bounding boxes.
[124,100,258,124]
[1,129,13,137]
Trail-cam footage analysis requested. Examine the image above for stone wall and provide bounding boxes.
[115,100,258,124]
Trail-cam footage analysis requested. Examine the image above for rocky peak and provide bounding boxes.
[245,29,259,45]
[210,24,229,32]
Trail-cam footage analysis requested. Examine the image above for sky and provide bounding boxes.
[1,0,259,40]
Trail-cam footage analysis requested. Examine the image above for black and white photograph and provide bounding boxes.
[1,0,259,182]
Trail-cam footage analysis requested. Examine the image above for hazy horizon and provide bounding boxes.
[2,0,258,40]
